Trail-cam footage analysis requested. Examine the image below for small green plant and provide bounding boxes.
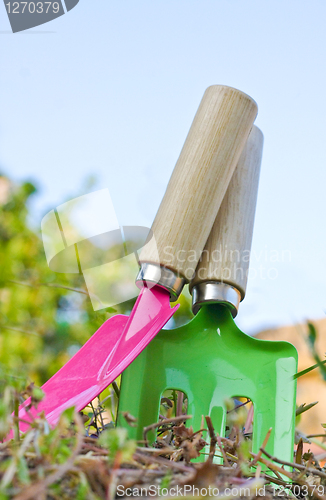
[99,427,136,466]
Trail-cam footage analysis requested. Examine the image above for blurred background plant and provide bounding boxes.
[0,172,111,385]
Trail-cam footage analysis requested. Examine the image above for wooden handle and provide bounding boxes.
[139,85,258,282]
[189,125,264,298]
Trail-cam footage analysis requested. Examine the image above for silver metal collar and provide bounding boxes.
[136,263,186,302]
[191,282,241,317]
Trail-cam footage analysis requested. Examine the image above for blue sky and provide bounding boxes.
[1,1,326,333]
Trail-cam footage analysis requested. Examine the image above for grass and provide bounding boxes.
[0,376,325,500]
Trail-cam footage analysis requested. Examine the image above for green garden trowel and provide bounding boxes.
[117,126,298,463]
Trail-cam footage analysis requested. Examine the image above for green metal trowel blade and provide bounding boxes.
[117,304,298,463]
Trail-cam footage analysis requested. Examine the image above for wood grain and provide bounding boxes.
[139,85,258,281]
[189,125,263,298]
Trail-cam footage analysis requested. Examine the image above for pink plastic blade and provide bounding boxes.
[9,314,127,437]
[10,286,177,437]
[96,286,179,383]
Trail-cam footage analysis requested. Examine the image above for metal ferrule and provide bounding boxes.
[191,282,242,317]
[136,263,187,302]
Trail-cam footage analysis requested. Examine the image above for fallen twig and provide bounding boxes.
[261,447,326,479]
[143,415,192,447]
[250,428,272,467]
[134,451,193,473]
[205,416,217,462]
[216,431,230,467]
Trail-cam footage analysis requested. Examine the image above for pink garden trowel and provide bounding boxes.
[13,85,257,433]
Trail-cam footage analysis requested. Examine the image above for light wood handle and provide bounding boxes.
[189,125,264,298]
[139,85,258,282]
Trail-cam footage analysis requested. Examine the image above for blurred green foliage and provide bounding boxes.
[306,322,326,381]
[0,174,193,388]
[0,174,125,385]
